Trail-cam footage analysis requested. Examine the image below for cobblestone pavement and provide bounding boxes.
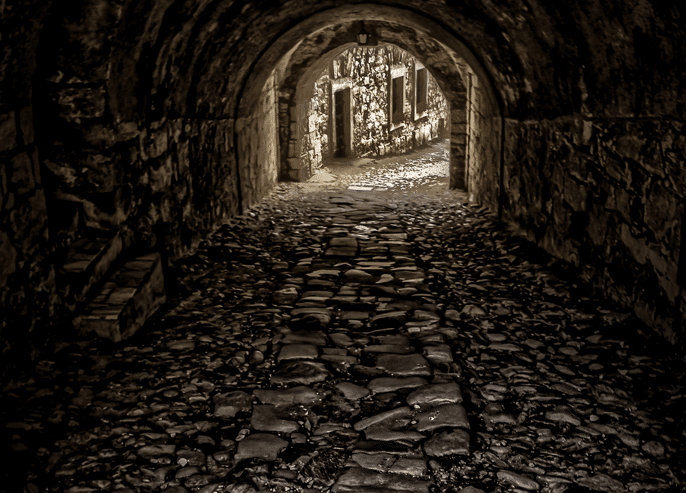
[312,139,450,196]
[2,163,686,493]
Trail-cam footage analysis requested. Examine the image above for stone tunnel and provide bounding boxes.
[1,0,685,393]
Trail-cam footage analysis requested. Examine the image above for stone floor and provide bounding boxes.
[2,148,686,493]
[318,138,450,196]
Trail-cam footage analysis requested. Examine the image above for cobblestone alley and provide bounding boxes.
[3,3,686,493]
[2,173,686,493]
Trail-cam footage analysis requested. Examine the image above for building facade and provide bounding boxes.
[299,45,449,174]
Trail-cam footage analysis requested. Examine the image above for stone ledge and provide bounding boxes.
[74,252,166,342]
[59,230,124,313]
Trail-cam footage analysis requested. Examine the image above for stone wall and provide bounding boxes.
[502,117,685,347]
[235,73,280,211]
[31,0,243,259]
[2,0,685,383]
[297,45,450,175]
[465,65,502,212]
[0,102,57,382]
[297,76,330,176]
[137,117,240,258]
[0,0,59,383]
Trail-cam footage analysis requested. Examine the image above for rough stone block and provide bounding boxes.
[149,155,174,193]
[60,232,124,311]
[563,176,588,211]
[332,467,431,493]
[644,183,679,238]
[57,87,107,121]
[0,230,18,286]
[0,111,16,153]
[11,152,36,195]
[19,105,33,145]
[451,109,467,124]
[288,167,311,182]
[76,252,166,342]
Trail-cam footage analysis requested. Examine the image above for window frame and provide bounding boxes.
[389,65,406,130]
[414,64,428,120]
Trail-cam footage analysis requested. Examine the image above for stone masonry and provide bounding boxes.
[1,0,685,401]
[289,45,450,179]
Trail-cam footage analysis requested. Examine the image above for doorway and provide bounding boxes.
[332,87,351,158]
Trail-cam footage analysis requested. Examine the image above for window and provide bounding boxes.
[415,68,427,116]
[391,76,404,124]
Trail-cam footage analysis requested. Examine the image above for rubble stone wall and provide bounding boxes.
[465,66,502,212]
[297,76,330,177]
[0,0,59,383]
[2,0,686,382]
[297,45,450,175]
[31,0,244,260]
[502,117,685,347]
[0,102,57,382]
[235,74,280,211]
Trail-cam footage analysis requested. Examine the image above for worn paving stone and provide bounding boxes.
[376,353,432,377]
[414,403,470,432]
[336,381,371,400]
[349,452,398,472]
[423,429,471,457]
[330,237,358,248]
[251,405,300,433]
[233,433,288,461]
[368,376,428,394]
[332,467,432,493]
[578,473,627,492]
[406,382,463,407]
[281,331,328,345]
[270,361,332,385]
[496,470,540,491]
[364,426,425,442]
[354,406,413,431]
[363,344,415,355]
[344,269,375,283]
[213,391,252,418]
[277,343,319,361]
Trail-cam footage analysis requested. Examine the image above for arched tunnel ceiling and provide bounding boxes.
[261,18,476,119]
[103,0,684,122]
[4,0,685,121]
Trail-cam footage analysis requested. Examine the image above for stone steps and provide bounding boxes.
[74,252,166,342]
[57,230,126,313]
[55,224,166,342]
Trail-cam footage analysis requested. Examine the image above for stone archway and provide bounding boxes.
[276,39,463,186]
[235,3,503,210]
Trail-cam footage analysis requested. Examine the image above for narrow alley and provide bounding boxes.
[3,2,686,492]
[2,175,685,493]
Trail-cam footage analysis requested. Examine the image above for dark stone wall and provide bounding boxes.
[31,0,242,256]
[464,63,502,212]
[502,116,685,347]
[235,74,280,211]
[0,0,58,381]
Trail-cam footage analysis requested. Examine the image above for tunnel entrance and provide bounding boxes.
[235,4,503,212]
[298,44,451,182]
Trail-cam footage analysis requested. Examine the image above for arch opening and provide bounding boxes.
[287,43,452,184]
[235,4,503,211]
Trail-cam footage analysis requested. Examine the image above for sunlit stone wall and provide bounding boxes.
[298,45,449,174]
